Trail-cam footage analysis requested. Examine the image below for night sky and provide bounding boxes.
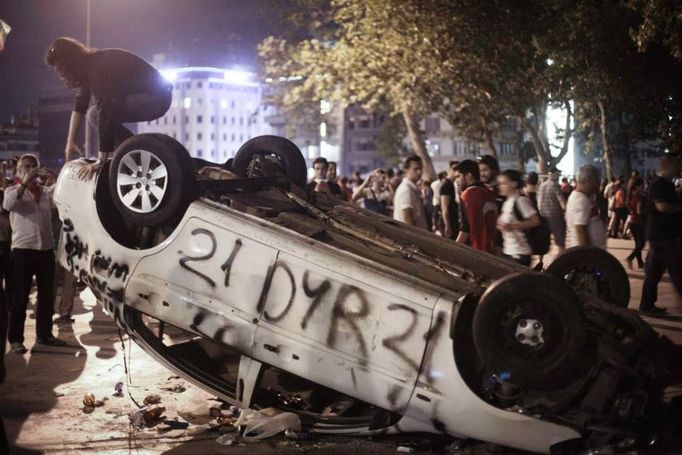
[0,0,293,123]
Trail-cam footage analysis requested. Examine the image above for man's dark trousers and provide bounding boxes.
[8,249,55,343]
[641,239,682,310]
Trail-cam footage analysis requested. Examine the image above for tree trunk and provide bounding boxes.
[402,110,435,181]
[518,115,550,174]
[484,130,498,158]
[515,128,525,172]
[597,99,615,180]
[618,109,632,178]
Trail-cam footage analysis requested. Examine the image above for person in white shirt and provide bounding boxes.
[3,154,65,354]
[497,169,541,266]
[565,165,606,249]
[392,155,428,229]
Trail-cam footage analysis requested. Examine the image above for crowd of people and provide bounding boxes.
[307,153,682,315]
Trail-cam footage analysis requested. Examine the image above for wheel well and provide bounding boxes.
[452,295,487,396]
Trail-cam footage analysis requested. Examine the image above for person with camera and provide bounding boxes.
[3,154,64,354]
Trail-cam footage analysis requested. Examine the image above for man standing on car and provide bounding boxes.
[639,155,682,315]
[537,167,566,254]
[565,165,606,250]
[454,160,498,254]
[45,37,172,179]
[3,154,65,353]
[306,157,342,197]
[393,155,428,229]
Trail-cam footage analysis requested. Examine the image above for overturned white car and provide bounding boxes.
[54,134,682,454]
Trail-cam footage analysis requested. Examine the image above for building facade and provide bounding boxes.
[0,114,39,164]
[136,67,272,163]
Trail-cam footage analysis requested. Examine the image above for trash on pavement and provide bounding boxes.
[160,383,186,393]
[216,434,236,446]
[237,408,302,441]
[143,394,161,406]
[114,382,124,397]
[129,405,166,427]
[83,393,96,407]
[397,447,415,453]
[285,428,312,441]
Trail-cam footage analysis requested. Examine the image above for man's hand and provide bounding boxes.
[65,141,83,162]
[498,221,514,232]
[22,167,42,186]
[77,161,103,180]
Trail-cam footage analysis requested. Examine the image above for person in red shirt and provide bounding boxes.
[454,160,498,254]
[626,178,645,269]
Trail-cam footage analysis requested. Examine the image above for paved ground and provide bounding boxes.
[1,239,681,454]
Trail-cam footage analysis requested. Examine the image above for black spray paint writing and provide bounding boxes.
[382,304,419,372]
[178,228,217,288]
[256,262,296,323]
[63,218,88,273]
[221,239,243,287]
[93,250,130,281]
[300,271,331,330]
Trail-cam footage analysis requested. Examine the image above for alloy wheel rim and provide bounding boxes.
[116,149,168,214]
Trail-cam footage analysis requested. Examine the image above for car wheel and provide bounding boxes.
[109,134,196,226]
[546,246,630,307]
[473,272,589,390]
[233,135,307,188]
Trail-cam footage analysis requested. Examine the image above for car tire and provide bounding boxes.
[233,135,307,187]
[109,134,196,226]
[473,272,589,390]
[546,246,630,307]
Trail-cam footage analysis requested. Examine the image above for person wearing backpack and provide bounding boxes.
[497,170,541,266]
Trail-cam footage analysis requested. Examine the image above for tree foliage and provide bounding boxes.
[259,0,682,177]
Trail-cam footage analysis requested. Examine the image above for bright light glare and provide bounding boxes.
[160,69,177,82]
[183,97,191,109]
[224,70,252,84]
[546,101,575,176]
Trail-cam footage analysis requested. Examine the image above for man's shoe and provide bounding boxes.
[639,306,667,315]
[37,336,67,347]
[10,342,27,354]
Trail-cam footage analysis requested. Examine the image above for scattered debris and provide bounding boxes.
[83,393,96,407]
[129,405,166,427]
[82,393,107,413]
[162,419,189,429]
[285,428,312,441]
[238,408,302,441]
[397,447,415,453]
[160,383,186,393]
[143,394,161,406]
[113,382,124,397]
[167,375,181,380]
[216,434,236,446]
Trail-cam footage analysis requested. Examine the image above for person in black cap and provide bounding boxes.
[46,37,172,179]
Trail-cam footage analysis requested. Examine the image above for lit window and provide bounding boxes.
[220,99,228,109]
[320,122,327,138]
[183,97,191,109]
